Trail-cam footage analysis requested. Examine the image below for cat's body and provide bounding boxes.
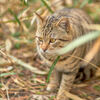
[36,8,100,100]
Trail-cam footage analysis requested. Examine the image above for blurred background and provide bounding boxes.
[0,0,100,100]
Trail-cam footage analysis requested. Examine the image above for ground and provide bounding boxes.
[0,0,100,100]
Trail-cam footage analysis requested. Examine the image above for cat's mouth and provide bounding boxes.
[39,47,56,56]
[40,49,52,54]
[40,47,62,56]
[41,50,58,61]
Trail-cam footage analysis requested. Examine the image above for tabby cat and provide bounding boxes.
[35,8,100,100]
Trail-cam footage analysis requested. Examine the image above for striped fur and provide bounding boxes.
[36,8,100,100]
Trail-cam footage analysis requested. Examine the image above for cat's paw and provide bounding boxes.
[46,83,58,92]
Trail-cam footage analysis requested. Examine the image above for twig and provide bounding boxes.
[0,66,13,72]
[0,49,47,75]
[61,90,86,100]
[67,55,99,69]
[8,54,47,75]
[2,83,10,100]
[41,0,54,13]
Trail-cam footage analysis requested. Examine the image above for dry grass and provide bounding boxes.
[0,0,100,100]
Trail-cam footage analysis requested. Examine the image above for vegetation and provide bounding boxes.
[0,0,100,100]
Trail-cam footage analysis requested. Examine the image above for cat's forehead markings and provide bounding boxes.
[42,16,56,36]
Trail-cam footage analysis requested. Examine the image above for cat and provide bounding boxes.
[35,8,100,100]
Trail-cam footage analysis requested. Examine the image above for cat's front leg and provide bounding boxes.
[56,73,76,100]
[47,69,61,92]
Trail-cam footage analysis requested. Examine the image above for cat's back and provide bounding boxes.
[54,8,92,24]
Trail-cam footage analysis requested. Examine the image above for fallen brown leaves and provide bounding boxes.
[0,0,100,100]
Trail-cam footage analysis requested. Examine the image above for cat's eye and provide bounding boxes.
[50,38,56,43]
[38,37,43,42]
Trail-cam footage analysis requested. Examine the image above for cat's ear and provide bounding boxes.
[35,12,44,27]
[56,17,70,33]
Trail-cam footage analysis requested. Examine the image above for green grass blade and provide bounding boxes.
[0,72,16,77]
[73,0,80,7]
[56,31,100,55]
[80,0,93,8]
[46,56,60,83]
[88,0,93,3]
[41,0,54,13]
[93,85,100,91]
[8,8,21,25]
[24,0,29,6]
[80,0,88,8]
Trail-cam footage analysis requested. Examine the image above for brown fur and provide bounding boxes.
[35,8,100,100]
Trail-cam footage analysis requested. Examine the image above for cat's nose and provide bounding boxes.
[40,43,48,52]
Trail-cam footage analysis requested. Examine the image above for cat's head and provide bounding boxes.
[35,13,72,54]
